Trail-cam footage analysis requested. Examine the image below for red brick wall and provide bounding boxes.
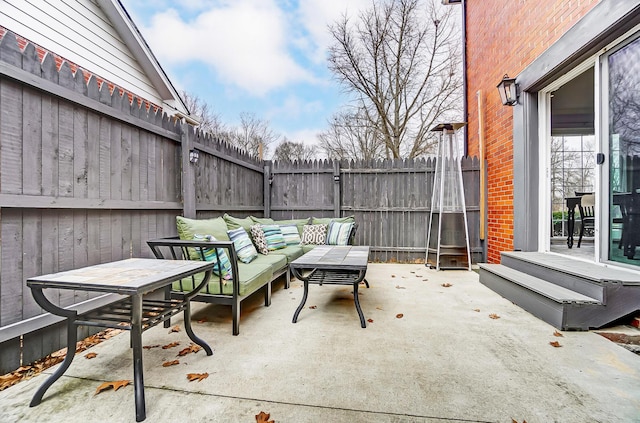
[465,0,598,263]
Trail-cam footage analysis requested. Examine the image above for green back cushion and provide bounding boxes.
[273,218,309,236]
[223,214,254,232]
[250,216,275,225]
[176,216,230,242]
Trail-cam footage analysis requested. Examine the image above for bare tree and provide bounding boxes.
[180,90,227,135]
[318,105,386,160]
[226,112,281,159]
[272,138,319,162]
[327,0,462,159]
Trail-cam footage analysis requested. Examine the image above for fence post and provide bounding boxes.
[181,123,196,218]
[333,160,341,217]
[264,161,271,217]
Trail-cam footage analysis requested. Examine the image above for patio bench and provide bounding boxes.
[147,215,357,335]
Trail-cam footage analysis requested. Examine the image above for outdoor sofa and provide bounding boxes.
[147,214,357,335]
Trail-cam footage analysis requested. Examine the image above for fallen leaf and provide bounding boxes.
[549,341,562,348]
[143,344,161,350]
[162,360,180,367]
[169,325,181,333]
[441,283,453,287]
[416,274,423,277]
[186,372,209,382]
[197,318,208,323]
[376,306,384,310]
[162,342,180,349]
[95,380,131,395]
[489,313,500,319]
[367,318,374,323]
[410,271,415,274]
[391,275,396,278]
[85,352,97,359]
[256,411,275,423]
[553,331,564,337]
[473,308,480,312]
[178,343,202,356]
[309,305,317,309]
[396,313,404,319]
[395,285,406,289]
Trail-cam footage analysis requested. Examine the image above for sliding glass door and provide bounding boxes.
[605,35,640,266]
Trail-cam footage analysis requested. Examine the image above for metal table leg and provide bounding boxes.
[131,294,146,422]
[29,288,79,407]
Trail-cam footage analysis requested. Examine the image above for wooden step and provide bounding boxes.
[481,264,600,304]
[479,264,602,330]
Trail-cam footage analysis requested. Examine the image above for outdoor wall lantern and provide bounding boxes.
[189,149,199,164]
[497,74,518,106]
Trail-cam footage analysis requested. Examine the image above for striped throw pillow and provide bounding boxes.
[326,221,354,245]
[193,234,232,280]
[227,227,258,263]
[261,224,286,251]
[279,224,301,246]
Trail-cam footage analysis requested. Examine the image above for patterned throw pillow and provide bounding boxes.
[250,224,269,255]
[261,224,287,251]
[280,224,302,246]
[192,234,232,280]
[300,224,328,245]
[326,221,354,245]
[227,227,258,263]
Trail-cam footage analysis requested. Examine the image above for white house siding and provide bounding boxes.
[0,0,166,110]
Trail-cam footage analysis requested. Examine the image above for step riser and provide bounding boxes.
[480,268,565,329]
[500,255,605,302]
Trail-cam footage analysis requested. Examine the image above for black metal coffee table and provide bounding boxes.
[290,245,370,327]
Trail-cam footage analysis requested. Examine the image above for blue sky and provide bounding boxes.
[120,0,371,147]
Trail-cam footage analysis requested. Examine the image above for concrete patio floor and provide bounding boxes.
[1,263,639,423]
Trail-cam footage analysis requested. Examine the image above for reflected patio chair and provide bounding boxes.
[577,193,595,248]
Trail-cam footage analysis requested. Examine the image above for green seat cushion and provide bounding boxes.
[223,214,254,232]
[311,215,355,225]
[252,253,287,273]
[302,244,316,254]
[177,216,230,241]
[269,245,304,263]
[172,261,273,296]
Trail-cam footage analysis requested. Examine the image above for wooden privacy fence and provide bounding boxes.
[0,29,483,374]
[266,157,482,263]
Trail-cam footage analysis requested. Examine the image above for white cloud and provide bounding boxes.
[296,0,371,63]
[139,0,317,96]
[266,94,323,121]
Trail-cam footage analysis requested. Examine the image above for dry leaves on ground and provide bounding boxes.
[1,328,122,391]
[512,419,528,423]
[85,352,98,359]
[309,305,317,309]
[489,313,500,319]
[187,372,208,382]
[473,308,481,312]
[197,318,208,323]
[162,360,180,367]
[396,313,404,319]
[143,344,161,350]
[549,341,562,348]
[256,411,275,423]
[169,325,181,333]
[162,342,180,349]
[178,343,202,356]
[391,275,396,278]
[367,318,374,323]
[95,380,131,395]
[553,331,564,337]
[441,283,453,288]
